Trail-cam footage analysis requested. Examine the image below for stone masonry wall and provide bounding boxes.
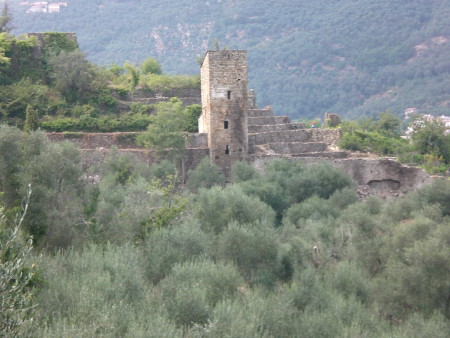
[46,132,208,151]
[46,131,433,198]
[200,50,249,175]
[46,132,143,149]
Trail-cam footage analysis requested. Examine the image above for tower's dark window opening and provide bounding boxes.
[225,145,230,155]
[227,91,231,100]
[224,121,229,129]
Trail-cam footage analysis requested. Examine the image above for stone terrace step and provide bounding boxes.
[249,129,311,147]
[248,116,290,126]
[266,142,328,154]
[248,123,298,133]
[290,151,348,159]
[247,109,274,118]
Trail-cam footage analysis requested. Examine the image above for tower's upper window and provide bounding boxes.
[224,121,229,129]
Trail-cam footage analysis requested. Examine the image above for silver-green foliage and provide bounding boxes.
[215,223,281,287]
[160,259,243,327]
[29,243,182,337]
[195,184,276,234]
[143,222,212,285]
[0,192,36,336]
[186,157,225,192]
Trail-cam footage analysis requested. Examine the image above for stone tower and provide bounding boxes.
[199,50,249,175]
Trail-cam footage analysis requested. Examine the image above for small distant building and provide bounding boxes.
[26,2,48,13]
[23,1,67,14]
[404,107,418,119]
[48,2,67,13]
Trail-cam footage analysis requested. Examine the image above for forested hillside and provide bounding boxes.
[8,0,450,119]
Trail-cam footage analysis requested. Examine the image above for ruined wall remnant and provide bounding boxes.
[250,156,433,199]
[324,113,341,127]
[199,50,249,175]
[46,132,143,150]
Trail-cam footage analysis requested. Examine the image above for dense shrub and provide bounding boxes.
[142,222,211,284]
[28,243,181,337]
[187,157,225,192]
[231,160,260,183]
[160,259,243,327]
[141,74,200,93]
[216,224,282,287]
[285,196,335,226]
[195,184,276,233]
[0,208,37,336]
[40,113,153,132]
[288,162,355,203]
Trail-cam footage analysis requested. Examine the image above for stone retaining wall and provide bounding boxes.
[248,116,290,126]
[267,142,327,154]
[46,132,142,149]
[80,148,209,176]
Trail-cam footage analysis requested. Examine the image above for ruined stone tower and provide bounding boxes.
[199,50,249,175]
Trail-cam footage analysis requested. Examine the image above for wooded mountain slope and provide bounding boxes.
[9,0,450,119]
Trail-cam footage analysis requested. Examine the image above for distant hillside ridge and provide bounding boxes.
[10,0,450,119]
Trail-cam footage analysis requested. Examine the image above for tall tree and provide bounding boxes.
[47,50,94,104]
[123,62,140,100]
[137,98,189,178]
[140,57,162,75]
[0,1,12,34]
[24,105,38,132]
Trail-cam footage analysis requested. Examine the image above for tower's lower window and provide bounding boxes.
[227,91,231,100]
[225,145,230,155]
[224,121,229,129]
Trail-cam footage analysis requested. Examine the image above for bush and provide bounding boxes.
[0,208,37,336]
[216,224,281,287]
[187,157,225,192]
[142,222,211,284]
[284,196,334,226]
[375,218,450,319]
[32,243,152,336]
[195,184,276,233]
[328,187,359,211]
[331,261,370,303]
[40,113,153,132]
[140,57,162,75]
[149,159,177,181]
[141,74,200,93]
[417,180,450,216]
[184,104,202,133]
[289,162,355,203]
[160,259,243,327]
[231,160,260,183]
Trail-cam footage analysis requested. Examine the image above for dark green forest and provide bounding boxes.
[8,0,450,119]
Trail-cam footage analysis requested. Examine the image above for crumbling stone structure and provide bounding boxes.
[194,49,433,196]
[198,50,344,174]
[47,49,434,198]
[199,50,249,175]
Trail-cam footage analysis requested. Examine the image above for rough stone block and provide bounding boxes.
[267,142,327,154]
[248,116,290,126]
[247,109,274,118]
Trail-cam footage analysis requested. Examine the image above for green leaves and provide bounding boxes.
[137,98,190,162]
[0,187,38,336]
[140,57,162,75]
